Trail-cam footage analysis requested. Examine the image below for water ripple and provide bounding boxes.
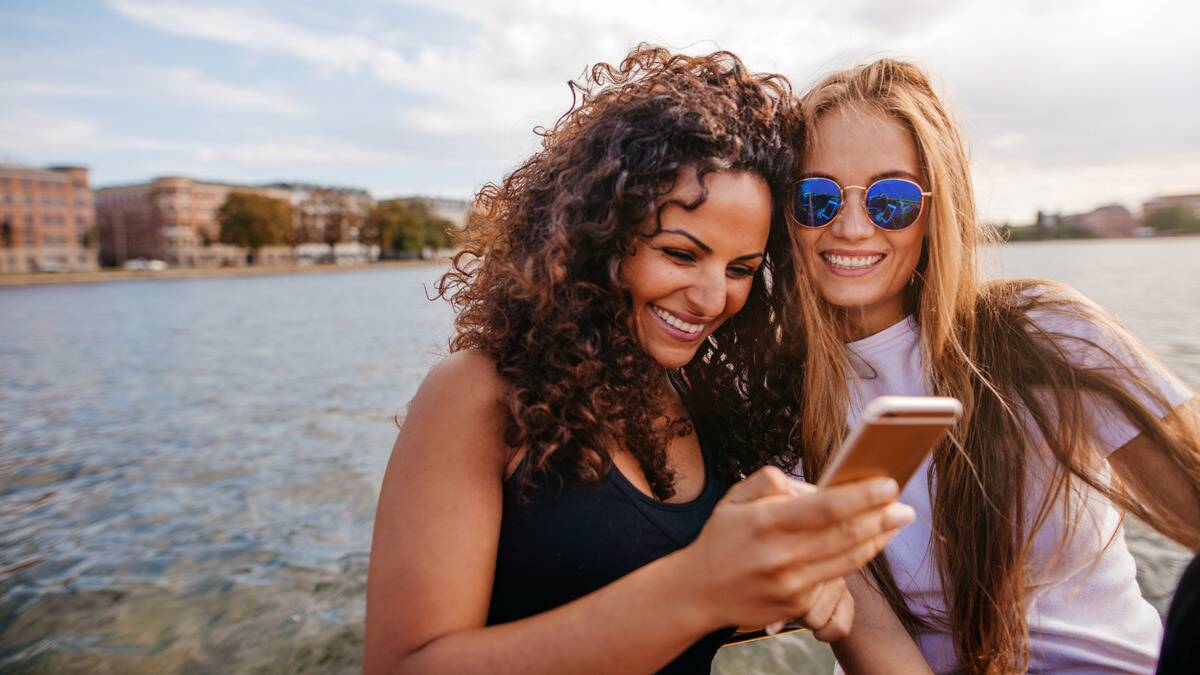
[2,242,1198,674]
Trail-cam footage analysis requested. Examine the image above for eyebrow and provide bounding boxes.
[656,228,765,262]
[657,229,711,253]
[803,170,923,185]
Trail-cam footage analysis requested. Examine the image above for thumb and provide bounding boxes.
[725,465,810,504]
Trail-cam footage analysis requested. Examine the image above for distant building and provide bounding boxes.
[423,197,472,229]
[1143,193,1200,218]
[383,196,472,230]
[95,177,374,267]
[0,164,99,274]
[270,180,376,253]
[1061,204,1140,238]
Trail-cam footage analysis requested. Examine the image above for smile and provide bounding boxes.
[650,305,705,336]
[821,252,885,269]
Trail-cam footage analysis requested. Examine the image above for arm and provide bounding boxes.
[831,571,932,675]
[364,351,915,674]
[1108,398,1200,550]
[364,351,715,674]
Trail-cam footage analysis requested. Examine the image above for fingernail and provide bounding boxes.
[874,478,899,500]
[883,502,916,528]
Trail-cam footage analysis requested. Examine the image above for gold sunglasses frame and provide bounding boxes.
[789,177,933,231]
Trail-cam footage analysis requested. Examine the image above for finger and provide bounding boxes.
[812,586,855,643]
[762,478,903,531]
[724,465,797,504]
[800,580,840,631]
[780,502,915,562]
[791,527,902,588]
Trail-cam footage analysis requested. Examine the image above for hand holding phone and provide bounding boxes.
[736,396,960,645]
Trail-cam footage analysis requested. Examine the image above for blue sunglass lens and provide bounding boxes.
[865,179,924,230]
[792,178,842,228]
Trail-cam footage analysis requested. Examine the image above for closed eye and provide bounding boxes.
[728,264,758,279]
[661,248,695,263]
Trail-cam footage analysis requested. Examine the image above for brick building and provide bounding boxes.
[95,177,376,268]
[0,164,99,273]
[1143,193,1200,218]
[94,176,295,267]
[1061,204,1140,238]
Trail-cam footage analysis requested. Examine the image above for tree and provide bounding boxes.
[296,188,367,257]
[1146,205,1200,235]
[218,192,293,262]
[368,199,456,257]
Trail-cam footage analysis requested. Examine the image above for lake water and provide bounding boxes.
[2,237,1198,674]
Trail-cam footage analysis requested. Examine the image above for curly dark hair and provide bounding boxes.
[436,44,803,499]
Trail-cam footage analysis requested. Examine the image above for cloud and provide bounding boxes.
[1,81,113,98]
[1,69,304,117]
[0,107,398,169]
[155,67,306,116]
[193,140,403,165]
[0,109,100,149]
[87,1,1200,219]
[108,1,420,79]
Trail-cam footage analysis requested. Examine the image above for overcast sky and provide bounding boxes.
[2,0,1197,223]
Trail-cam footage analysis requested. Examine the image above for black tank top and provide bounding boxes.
[487,428,733,674]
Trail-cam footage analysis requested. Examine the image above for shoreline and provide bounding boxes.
[0,259,447,288]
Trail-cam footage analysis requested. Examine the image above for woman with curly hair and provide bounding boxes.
[363,46,915,674]
[784,58,1200,673]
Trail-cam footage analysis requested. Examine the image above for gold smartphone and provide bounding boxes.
[817,395,962,490]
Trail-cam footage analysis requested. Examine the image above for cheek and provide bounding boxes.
[722,278,756,318]
[891,226,926,272]
[621,253,675,305]
[799,229,822,257]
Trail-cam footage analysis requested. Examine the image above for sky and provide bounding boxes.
[1,0,1197,224]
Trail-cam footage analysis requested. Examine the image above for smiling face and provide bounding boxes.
[798,104,928,338]
[620,169,772,369]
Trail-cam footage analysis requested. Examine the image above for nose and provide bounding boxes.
[829,187,874,241]
[684,264,726,318]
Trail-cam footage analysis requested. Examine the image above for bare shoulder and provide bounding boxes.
[416,349,507,411]
[394,348,510,474]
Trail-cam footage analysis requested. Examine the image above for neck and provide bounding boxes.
[844,308,908,341]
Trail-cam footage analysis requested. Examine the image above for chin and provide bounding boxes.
[647,347,696,370]
[816,282,885,310]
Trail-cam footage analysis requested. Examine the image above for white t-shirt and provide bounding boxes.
[816,295,1194,674]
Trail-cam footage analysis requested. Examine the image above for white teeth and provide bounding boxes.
[824,253,884,269]
[651,305,704,334]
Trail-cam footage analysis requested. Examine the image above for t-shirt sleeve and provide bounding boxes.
[1025,287,1195,455]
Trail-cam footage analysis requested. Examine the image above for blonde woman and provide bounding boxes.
[785,59,1200,673]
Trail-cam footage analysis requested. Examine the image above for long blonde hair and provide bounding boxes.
[790,59,1200,673]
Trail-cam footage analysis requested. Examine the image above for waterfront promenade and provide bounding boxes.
[0,259,443,288]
